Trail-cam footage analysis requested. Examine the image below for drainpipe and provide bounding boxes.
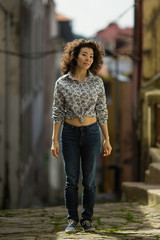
[0,0,11,208]
[136,0,143,90]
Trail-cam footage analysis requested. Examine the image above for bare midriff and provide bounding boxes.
[65,116,97,126]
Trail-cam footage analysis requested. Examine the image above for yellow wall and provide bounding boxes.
[139,0,160,179]
[143,0,160,80]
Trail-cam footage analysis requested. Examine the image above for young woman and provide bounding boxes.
[51,39,112,233]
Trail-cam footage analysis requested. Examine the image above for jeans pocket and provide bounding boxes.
[62,124,71,133]
[89,123,100,133]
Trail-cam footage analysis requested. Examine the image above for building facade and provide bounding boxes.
[122,0,160,204]
[133,0,160,180]
[0,0,64,209]
[95,23,134,196]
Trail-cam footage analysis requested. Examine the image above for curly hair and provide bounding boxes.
[61,39,105,75]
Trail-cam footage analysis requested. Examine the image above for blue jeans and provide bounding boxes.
[61,121,101,223]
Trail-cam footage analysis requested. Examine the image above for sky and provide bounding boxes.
[54,0,134,38]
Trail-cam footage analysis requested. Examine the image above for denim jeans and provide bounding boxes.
[61,121,101,223]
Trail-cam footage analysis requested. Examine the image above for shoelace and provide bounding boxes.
[68,219,76,227]
[82,220,91,226]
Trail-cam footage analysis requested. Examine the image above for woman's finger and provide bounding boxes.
[103,151,108,157]
[54,149,59,159]
[103,145,112,157]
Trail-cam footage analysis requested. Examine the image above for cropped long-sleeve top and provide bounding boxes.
[52,71,108,125]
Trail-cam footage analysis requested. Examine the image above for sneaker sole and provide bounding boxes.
[65,229,77,234]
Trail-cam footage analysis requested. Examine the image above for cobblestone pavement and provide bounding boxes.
[0,202,160,240]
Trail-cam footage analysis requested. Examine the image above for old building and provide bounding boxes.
[122,0,160,204]
[138,0,160,179]
[0,0,63,209]
[94,23,134,197]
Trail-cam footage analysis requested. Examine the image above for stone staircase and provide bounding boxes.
[121,147,160,205]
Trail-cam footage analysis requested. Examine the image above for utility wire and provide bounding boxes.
[100,3,135,33]
[114,4,134,23]
[0,49,60,59]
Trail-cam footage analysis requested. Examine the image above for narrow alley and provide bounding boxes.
[1,0,160,239]
[0,202,160,240]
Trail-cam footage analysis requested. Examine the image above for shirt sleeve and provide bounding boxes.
[95,78,108,125]
[52,80,65,124]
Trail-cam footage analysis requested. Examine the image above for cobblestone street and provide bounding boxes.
[0,202,160,240]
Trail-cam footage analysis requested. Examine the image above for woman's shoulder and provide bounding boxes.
[88,71,102,81]
[91,74,103,84]
[56,73,69,84]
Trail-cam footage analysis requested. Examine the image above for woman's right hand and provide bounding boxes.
[51,140,59,159]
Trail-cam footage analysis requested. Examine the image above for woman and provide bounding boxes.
[51,39,112,233]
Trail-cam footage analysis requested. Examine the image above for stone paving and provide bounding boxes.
[0,202,160,240]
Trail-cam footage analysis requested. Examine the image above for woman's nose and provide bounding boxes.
[86,56,89,61]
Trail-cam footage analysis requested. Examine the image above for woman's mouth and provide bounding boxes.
[84,62,90,66]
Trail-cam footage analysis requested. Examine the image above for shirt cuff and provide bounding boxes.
[53,119,64,124]
[98,119,108,125]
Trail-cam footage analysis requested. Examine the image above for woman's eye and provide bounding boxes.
[82,54,93,58]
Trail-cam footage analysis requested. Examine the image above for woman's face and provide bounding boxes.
[76,47,94,70]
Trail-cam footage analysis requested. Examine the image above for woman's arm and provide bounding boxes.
[51,123,62,159]
[95,78,112,156]
[100,124,110,142]
[51,80,65,159]
[100,124,112,157]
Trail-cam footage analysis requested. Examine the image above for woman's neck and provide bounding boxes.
[73,68,88,82]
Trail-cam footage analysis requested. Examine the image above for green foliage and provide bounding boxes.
[124,213,134,221]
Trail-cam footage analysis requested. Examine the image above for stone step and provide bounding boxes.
[149,162,160,184]
[149,147,160,163]
[148,189,160,205]
[121,181,160,205]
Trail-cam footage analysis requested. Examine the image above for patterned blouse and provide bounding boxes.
[52,71,108,125]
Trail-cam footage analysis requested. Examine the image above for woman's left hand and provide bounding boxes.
[103,140,112,157]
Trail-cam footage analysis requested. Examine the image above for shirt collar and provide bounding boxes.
[66,70,94,82]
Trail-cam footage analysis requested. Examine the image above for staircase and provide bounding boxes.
[121,147,160,205]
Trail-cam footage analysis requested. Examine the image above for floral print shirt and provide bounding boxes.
[52,71,108,125]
